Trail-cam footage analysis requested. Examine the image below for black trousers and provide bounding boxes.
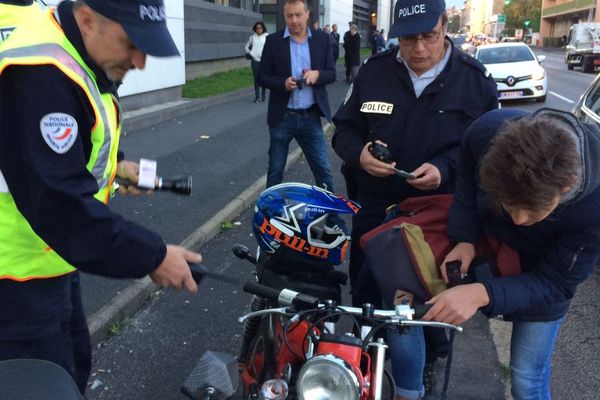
[250,59,266,100]
[0,272,91,394]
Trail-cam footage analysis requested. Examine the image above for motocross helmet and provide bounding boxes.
[253,183,360,265]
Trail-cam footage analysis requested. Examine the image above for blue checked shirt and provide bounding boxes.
[285,27,315,110]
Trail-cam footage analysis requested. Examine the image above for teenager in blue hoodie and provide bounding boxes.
[420,108,600,399]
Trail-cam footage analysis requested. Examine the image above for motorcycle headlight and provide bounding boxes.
[532,67,546,81]
[296,354,360,400]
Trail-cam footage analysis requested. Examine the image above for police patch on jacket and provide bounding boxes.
[360,101,394,114]
[40,113,78,154]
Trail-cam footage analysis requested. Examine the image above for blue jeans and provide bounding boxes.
[267,108,334,191]
[387,326,426,400]
[387,317,564,400]
[510,318,563,400]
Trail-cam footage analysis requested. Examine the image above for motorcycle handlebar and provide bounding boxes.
[243,281,320,310]
[241,281,462,332]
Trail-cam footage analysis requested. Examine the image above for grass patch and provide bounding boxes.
[108,317,131,337]
[183,67,254,98]
[360,47,372,58]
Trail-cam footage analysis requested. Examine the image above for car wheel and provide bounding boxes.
[567,64,574,70]
[583,56,595,73]
[536,94,547,103]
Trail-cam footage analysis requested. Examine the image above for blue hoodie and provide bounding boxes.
[448,108,600,322]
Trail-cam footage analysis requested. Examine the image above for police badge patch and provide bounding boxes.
[40,113,78,154]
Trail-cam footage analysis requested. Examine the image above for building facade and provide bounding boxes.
[541,0,599,46]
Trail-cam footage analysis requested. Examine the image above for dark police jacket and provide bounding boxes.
[258,28,336,127]
[332,41,498,210]
[448,108,600,322]
[0,2,165,333]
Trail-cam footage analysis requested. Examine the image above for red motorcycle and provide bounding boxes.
[181,183,461,400]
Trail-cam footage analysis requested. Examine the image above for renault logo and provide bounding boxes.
[506,76,516,86]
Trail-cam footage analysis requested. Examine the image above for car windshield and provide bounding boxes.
[476,46,535,64]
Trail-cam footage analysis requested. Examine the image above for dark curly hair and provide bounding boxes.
[252,21,267,33]
[480,114,579,211]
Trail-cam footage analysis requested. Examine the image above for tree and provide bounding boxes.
[504,0,542,32]
[448,15,460,33]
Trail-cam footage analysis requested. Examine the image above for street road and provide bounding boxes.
[85,49,600,400]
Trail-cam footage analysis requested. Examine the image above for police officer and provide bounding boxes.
[332,0,498,398]
[0,0,45,43]
[0,0,200,395]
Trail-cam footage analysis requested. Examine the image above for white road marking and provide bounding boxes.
[549,91,575,104]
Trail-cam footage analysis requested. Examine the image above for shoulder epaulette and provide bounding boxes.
[364,47,396,64]
[458,53,493,79]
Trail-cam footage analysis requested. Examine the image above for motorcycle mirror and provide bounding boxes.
[181,351,239,400]
[232,244,257,264]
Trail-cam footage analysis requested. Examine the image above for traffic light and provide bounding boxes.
[524,19,531,27]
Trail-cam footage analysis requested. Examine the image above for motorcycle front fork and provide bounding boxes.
[368,338,389,400]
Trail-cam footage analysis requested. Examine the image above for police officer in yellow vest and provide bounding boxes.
[0,0,45,43]
[0,0,201,394]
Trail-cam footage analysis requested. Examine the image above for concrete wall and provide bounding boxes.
[324,0,353,39]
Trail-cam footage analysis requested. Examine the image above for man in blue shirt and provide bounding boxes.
[257,0,336,192]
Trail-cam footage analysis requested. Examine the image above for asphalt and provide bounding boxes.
[85,64,506,399]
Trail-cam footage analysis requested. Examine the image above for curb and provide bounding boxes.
[123,87,254,133]
[88,121,332,344]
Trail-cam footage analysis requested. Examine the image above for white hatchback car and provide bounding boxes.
[474,42,548,102]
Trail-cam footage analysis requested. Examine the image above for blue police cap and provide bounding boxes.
[83,0,179,57]
[389,0,446,38]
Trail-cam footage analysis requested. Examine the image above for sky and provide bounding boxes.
[446,0,464,10]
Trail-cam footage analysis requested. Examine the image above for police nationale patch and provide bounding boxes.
[40,113,78,154]
[360,101,394,114]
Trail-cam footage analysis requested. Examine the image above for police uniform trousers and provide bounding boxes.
[0,272,91,393]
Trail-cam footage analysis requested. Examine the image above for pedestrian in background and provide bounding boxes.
[257,0,337,194]
[369,28,377,55]
[245,21,268,103]
[375,29,385,52]
[346,23,361,83]
[343,21,352,82]
[332,0,498,397]
[330,23,340,65]
[0,0,201,395]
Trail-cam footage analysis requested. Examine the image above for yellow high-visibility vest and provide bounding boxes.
[0,9,121,281]
[0,1,45,43]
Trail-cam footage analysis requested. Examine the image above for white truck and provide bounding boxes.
[565,23,600,73]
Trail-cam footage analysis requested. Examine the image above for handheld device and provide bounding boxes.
[445,260,462,287]
[368,142,416,179]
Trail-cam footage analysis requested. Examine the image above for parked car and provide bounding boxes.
[451,33,475,55]
[572,72,600,126]
[474,42,547,102]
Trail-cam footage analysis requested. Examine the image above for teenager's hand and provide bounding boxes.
[440,242,476,284]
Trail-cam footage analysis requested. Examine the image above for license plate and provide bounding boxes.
[500,91,523,98]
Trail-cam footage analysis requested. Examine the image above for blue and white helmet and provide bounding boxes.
[253,183,360,265]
